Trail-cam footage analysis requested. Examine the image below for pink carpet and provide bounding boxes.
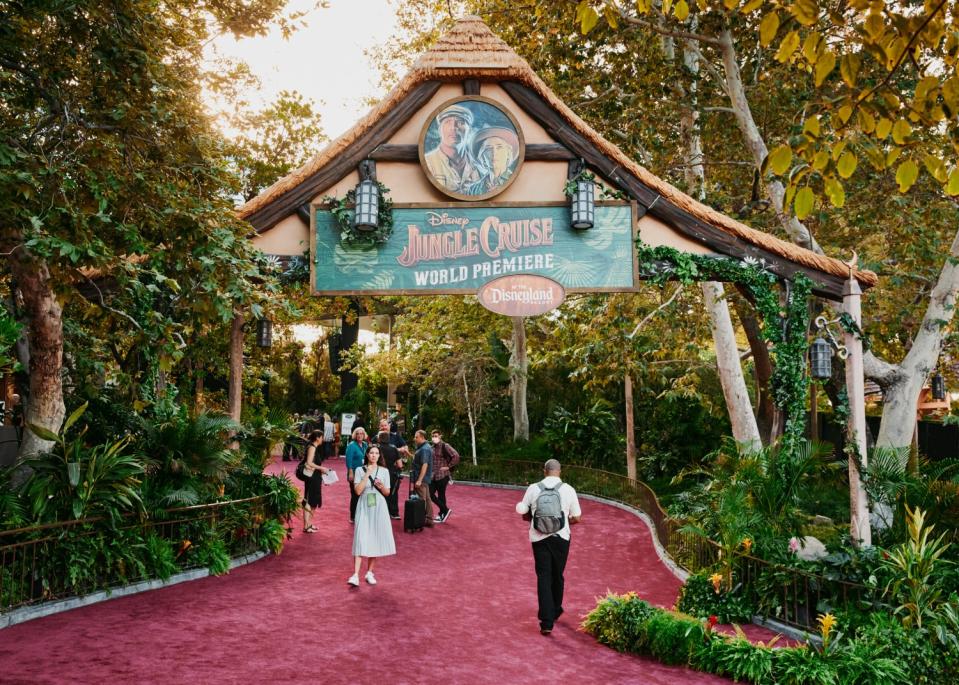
[0,458,783,684]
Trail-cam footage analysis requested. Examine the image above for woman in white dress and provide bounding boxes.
[348,445,396,586]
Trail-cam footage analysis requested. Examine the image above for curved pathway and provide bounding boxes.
[0,459,776,684]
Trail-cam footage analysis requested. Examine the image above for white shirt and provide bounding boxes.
[515,476,582,542]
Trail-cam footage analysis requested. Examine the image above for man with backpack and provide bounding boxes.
[429,429,459,523]
[515,459,582,636]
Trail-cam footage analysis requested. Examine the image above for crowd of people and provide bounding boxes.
[287,411,583,636]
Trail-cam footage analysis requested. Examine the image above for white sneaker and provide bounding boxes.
[347,574,359,587]
[365,571,377,585]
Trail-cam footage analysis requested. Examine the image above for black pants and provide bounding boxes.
[429,476,450,516]
[531,535,570,630]
[385,470,400,517]
[349,474,359,522]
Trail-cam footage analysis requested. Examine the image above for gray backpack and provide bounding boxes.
[533,481,565,534]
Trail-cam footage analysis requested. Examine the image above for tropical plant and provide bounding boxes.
[239,406,296,471]
[883,506,951,630]
[257,518,286,555]
[24,404,144,522]
[677,571,755,624]
[136,404,241,506]
[144,534,178,581]
[0,465,25,529]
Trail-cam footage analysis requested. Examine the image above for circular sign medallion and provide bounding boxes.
[476,274,565,317]
[418,95,525,202]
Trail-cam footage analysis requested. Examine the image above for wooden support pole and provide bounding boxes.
[228,309,244,433]
[625,373,636,482]
[843,276,871,547]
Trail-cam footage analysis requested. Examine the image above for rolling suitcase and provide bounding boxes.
[404,476,426,533]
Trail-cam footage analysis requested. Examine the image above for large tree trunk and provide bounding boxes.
[733,294,779,443]
[877,229,959,447]
[625,373,636,480]
[714,26,959,452]
[462,370,478,465]
[679,29,760,451]
[703,282,762,449]
[509,316,529,441]
[8,249,65,461]
[228,309,244,424]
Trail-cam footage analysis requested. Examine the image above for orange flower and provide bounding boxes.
[741,538,753,554]
[710,572,723,594]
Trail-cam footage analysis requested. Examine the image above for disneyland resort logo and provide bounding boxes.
[396,211,555,286]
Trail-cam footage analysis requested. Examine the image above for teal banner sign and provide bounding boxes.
[312,202,636,295]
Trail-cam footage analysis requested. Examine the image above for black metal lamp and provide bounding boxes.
[809,336,833,379]
[568,159,594,229]
[932,371,947,401]
[354,159,379,232]
[256,318,273,348]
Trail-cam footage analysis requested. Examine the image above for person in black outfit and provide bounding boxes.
[302,431,331,533]
[376,431,403,519]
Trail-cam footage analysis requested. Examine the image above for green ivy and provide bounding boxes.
[637,243,812,453]
[323,181,395,247]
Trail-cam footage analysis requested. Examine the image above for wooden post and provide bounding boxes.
[843,276,871,547]
[228,310,244,445]
[625,373,636,482]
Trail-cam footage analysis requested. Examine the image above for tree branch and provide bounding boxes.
[619,9,722,46]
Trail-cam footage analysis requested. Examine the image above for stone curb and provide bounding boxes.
[0,550,268,630]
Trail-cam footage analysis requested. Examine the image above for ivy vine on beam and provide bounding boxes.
[637,243,813,453]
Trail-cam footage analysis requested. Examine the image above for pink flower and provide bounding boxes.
[788,537,800,553]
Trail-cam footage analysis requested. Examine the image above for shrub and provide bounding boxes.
[645,610,704,665]
[195,535,231,576]
[710,636,775,684]
[677,572,755,623]
[145,534,178,581]
[257,518,286,555]
[580,592,656,652]
[772,646,838,685]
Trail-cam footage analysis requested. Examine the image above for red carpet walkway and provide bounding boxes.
[0,458,778,684]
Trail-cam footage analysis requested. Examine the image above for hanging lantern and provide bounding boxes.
[932,372,947,401]
[569,176,595,229]
[809,336,833,379]
[256,318,273,348]
[353,178,379,232]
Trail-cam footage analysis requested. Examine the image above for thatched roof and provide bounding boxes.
[237,16,877,290]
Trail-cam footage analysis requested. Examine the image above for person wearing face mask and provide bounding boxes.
[429,429,460,523]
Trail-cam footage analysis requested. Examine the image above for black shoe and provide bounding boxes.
[554,607,564,621]
[442,509,452,522]
[539,624,552,635]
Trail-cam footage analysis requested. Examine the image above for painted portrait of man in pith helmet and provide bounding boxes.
[419,96,525,201]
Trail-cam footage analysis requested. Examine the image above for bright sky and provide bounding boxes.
[207,1,403,345]
[206,0,401,140]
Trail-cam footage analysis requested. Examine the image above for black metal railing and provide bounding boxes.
[0,496,268,613]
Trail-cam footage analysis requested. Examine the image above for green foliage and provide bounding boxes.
[0,306,22,377]
[257,518,286,555]
[541,401,623,470]
[883,506,952,630]
[677,572,755,624]
[195,535,231,576]
[580,591,658,652]
[645,610,704,665]
[24,404,144,522]
[239,406,296,471]
[144,534,178,581]
[260,473,300,519]
[772,646,839,685]
[711,635,776,683]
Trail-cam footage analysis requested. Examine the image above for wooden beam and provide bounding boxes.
[369,142,575,162]
[246,80,443,232]
[463,79,480,95]
[499,80,846,300]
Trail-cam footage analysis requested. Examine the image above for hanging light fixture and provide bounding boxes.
[932,371,947,401]
[256,318,273,348]
[568,159,594,229]
[353,159,379,232]
[809,336,833,379]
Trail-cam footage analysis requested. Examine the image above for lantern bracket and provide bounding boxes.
[814,314,849,360]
